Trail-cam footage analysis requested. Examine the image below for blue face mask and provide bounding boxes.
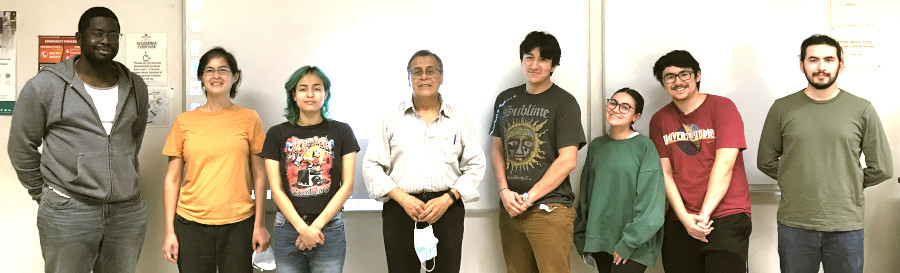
[414,222,439,272]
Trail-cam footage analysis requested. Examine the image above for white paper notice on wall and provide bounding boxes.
[0,10,18,114]
[830,0,872,26]
[190,19,201,33]
[830,26,880,68]
[188,0,203,12]
[125,33,168,85]
[147,85,172,127]
[189,40,202,57]
[189,80,202,95]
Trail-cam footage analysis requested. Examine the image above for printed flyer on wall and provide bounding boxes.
[38,35,79,72]
[125,33,167,85]
[0,11,17,115]
[147,86,172,127]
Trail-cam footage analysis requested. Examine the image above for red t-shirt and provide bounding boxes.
[649,94,751,219]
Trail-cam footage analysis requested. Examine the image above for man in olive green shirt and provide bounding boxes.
[757,34,893,273]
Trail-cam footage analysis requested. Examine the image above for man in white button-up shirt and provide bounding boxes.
[363,50,486,273]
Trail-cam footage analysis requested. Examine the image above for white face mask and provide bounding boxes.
[251,247,276,271]
[413,222,439,272]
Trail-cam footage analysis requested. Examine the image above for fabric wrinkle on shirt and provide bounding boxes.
[363,96,486,203]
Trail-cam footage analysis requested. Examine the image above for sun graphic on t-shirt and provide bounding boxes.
[505,119,547,171]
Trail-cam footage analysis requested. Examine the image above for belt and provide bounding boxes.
[409,190,451,202]
[299,213,320,225]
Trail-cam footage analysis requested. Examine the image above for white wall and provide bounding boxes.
[182,0,593,211]
[1,1,897,273]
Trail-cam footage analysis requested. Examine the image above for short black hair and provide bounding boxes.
[519,31,561,68]
[197,47,242,98]
[78,7,119,33]
[800,34,843,62]
[652,50,701,89]
[407,50,443,73]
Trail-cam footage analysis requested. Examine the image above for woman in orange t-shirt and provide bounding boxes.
[161,47,270,272]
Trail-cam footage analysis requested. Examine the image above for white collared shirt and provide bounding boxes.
[363,97,486,203]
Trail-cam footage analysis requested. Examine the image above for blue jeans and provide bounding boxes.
[37,186,148,273]
[272,212,346,273]
[778,222,864,273]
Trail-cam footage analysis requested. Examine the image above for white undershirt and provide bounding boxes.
[84,83,119,135]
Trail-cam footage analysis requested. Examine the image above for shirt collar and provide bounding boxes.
[401,93,452,118]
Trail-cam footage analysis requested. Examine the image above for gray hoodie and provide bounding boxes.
[8,55,149,203]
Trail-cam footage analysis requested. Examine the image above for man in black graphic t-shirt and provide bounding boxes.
[490,31,586,273]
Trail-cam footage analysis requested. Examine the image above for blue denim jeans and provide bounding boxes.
[37,186,148,273]
[272,212,346,273]
[778,222,864,273]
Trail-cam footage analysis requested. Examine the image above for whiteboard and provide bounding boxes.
[604,0,830,188]
[183,0,591,210]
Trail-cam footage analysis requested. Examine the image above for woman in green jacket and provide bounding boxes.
[574,88,665,273]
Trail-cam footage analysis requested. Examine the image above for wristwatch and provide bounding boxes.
[446,191,458,203]
[521,192,533,207]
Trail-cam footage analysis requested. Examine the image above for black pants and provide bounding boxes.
[661,213,752,273]
[591,252,648,273]
[174,214,254,273]
[382,192,465,273]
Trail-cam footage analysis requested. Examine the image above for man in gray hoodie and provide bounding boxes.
[7,7,149,273]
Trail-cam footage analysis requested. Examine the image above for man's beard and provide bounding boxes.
[805,70,839,90]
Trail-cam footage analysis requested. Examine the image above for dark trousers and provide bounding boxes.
[382,192,465,273]
[591,252,648,273]
[662,213,752,273]
[174,214,254,273]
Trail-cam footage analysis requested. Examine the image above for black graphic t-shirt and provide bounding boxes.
[490,84,586,206]
[260,120,360,214]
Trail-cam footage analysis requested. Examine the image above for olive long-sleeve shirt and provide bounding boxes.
[758,90,893,231]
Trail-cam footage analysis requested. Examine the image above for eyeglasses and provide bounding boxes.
[409,68,441,78]
[203,67,233,76]
[87,30,122,41]
[606,99,634,114]
[662,70,694,84]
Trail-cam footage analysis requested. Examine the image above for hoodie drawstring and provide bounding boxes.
[131,78,138,116]
[60,83,69,120]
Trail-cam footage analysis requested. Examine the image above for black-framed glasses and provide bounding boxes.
[409,68,441,78]
[203,67,233,76]
[87,30,123,41]
[662,70,694,84]
[606,99,634,114]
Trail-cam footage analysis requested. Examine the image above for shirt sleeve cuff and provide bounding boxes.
[367,176,397,202]
[452,177,480,203]
[614,240,636,261]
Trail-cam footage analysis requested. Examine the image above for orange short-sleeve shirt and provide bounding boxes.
[162,104,264,225]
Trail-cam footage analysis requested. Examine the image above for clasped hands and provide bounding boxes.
[500,188,531,217]
[680,213,714,243]
[295,223,325,251]
[398,192,453,224]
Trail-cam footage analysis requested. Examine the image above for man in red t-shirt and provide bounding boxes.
[648,50,752,273]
